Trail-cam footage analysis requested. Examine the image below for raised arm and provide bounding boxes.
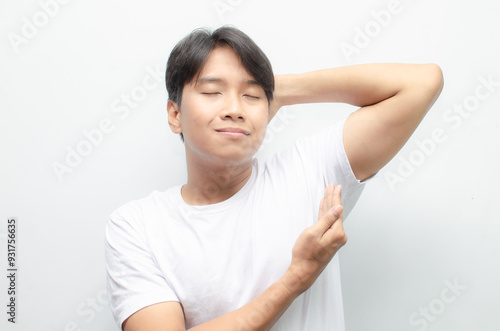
[270,63,444,181]
[123,184,346,331]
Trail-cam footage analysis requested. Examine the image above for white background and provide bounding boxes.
[1,0,499,330]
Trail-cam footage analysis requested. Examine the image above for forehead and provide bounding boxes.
[195,45,255,83]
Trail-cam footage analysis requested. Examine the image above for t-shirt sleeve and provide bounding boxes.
[105,202,179,328]
[292,117,367,219]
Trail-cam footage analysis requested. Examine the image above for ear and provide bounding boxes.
[167,100,182,134]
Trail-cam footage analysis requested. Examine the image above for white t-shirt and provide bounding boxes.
[105,119,366,330]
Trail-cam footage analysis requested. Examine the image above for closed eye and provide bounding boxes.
[201,92,221,96]
[244,94,260,100]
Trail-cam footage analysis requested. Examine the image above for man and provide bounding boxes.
[105,26,443,330]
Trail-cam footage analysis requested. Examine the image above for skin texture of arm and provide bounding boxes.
[122,184,345,331]
[269,63,444,182]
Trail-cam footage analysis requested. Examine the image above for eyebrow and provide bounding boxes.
[196,77,223,84]
[196,76,260,86]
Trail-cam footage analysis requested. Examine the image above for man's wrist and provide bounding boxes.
[273,74,302,108]
[280,265,311,296]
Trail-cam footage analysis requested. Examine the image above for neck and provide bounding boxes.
[182,151,253,206]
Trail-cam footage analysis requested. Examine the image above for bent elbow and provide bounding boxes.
[424,63,444,95]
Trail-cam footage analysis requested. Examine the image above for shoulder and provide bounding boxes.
[107,187,181,233]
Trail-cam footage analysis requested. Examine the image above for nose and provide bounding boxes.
[220,93,245,121]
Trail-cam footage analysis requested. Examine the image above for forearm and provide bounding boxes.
[123,187,347,331]
[274,63,442,110]
[189,271,302,331]
[189,185,347,331]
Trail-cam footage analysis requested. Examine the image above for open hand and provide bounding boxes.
[287,183,346,293]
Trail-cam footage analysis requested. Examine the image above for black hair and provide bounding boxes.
[165,26,274,140]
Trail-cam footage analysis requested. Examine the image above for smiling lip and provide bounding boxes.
[215,127,250,137]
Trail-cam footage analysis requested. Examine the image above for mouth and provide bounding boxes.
[215,127,250,137]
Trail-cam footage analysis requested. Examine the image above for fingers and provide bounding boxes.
[318,197,325,219]
[322,183,342,212]
[322,183,334,212]
[332,184,342,209]
[289,183,347,286]
[321,183,346,246]
[309,183,347,264]
[316,183,343,233]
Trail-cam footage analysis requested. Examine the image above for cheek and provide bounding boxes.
[181,99,210,126]
[252,108,269,141]
[258,105,270,126]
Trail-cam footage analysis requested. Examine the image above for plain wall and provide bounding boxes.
[1,0,498,330]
